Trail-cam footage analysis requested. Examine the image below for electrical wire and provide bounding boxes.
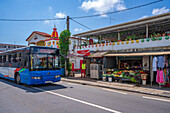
[70,18,92,30]
[0,18,65,21]
[71,0,163,19]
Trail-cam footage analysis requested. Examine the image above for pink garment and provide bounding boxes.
[156,69,164,83]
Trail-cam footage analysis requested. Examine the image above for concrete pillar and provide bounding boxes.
[118,32,120,40]
[150,56,153,86]
[146,24,148,38]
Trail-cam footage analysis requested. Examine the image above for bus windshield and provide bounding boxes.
[30,47,60,71]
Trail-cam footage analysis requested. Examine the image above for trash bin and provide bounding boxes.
[108,76,112,82]
[141,74,148,85]
[103,77,106,81]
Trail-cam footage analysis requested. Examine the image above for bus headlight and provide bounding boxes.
[31,77,41,79]
[55,75,60,78]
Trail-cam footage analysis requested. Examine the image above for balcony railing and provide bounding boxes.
[75,36,170,52]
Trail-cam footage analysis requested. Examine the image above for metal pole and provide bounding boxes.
[66,16,69,30]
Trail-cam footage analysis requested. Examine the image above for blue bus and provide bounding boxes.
[0,46,61,85]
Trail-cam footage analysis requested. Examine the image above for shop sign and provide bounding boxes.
[77,50,89,54]
[143,56,149,70]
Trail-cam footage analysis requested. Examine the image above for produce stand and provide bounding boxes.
[103,69,149,84]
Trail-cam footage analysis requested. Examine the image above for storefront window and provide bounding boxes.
[120,57,142,70]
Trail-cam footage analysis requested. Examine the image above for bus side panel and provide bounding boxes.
[8,68,16,81]
[19,69,30,85]
[0,67,15,81]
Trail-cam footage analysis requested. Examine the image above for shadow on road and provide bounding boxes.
[0,78,67,93]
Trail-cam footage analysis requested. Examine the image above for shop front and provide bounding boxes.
[103,51,170,87]
[85,51,109,79]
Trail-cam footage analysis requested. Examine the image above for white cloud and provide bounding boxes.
[48,6,52,11]
[55,12,66,18]
[80,0,126,16]
[74,28,83,32]
[139,15,148,19]
[44,20,50,24]
[152,7,169,15]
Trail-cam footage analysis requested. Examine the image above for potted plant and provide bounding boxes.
[127,36,132,41]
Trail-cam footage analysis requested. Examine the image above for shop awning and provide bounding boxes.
[67,50,90,58]
[104,51,170,57]
[88,51,110,58]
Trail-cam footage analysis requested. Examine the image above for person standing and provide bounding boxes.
[81,61,86,77]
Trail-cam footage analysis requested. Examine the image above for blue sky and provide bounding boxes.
[0,0,169,45]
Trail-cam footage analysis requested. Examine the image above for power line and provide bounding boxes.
[71,0,163,19]
[0,18,65,21]
[70,18,92,30]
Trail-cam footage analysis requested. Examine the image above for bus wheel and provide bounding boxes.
[16,73,20,84]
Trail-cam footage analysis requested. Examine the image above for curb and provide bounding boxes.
[62,79,170,98]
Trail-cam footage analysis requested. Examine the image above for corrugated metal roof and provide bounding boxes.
[73,12,170,37]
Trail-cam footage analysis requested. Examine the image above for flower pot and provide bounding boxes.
[141,39,145,42]
[131,40,134,43]
[158,37,162,40]
[113,42,115,45]
[165,36,170,40]
[136,40,139,43]
[117,42,120,45]
[121,41,124,44]
[126,41,129,44]
[146,38,150,42]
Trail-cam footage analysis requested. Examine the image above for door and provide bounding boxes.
[72,63,74,71]
[80,60,83,70]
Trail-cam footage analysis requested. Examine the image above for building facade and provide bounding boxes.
[0,43,26,52]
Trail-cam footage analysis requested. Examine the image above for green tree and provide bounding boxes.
[59,30,71,69]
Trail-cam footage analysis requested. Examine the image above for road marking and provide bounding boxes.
[67,83,79,85]
[33,87,121,113]
[143,96,170,102]
[102,88,127,95]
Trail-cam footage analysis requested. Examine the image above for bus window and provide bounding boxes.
[54,56,60,68]
[9,54,11,63]
[0,56,2,63]
[48,55,54,69]
[3,55,6,63]
[19,53,21,61]
[13,54,17,62]
[31,54,48,69]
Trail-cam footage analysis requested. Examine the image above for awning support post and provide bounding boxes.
[146,24,148,38]
[150,56,153,87]
[118,32,120,40]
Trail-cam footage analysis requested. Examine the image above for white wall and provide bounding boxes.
[28,34,47,45]
[74,36,170,52]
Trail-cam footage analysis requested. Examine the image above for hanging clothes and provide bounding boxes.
[157,56,165,68]
[152,56,157,71]
[156,69,165,84]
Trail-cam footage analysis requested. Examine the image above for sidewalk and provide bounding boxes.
[61,74,170,98]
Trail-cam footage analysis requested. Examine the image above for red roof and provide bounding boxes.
[26,31,51,41]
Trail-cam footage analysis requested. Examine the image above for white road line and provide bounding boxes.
[143,96,170,102]
[33,87,121,113]
[102,88,127,95]
[67,83,79,85]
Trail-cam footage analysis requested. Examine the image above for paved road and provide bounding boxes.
[0,78,170,113]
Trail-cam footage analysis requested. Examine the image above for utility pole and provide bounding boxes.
[66,16,69,30]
